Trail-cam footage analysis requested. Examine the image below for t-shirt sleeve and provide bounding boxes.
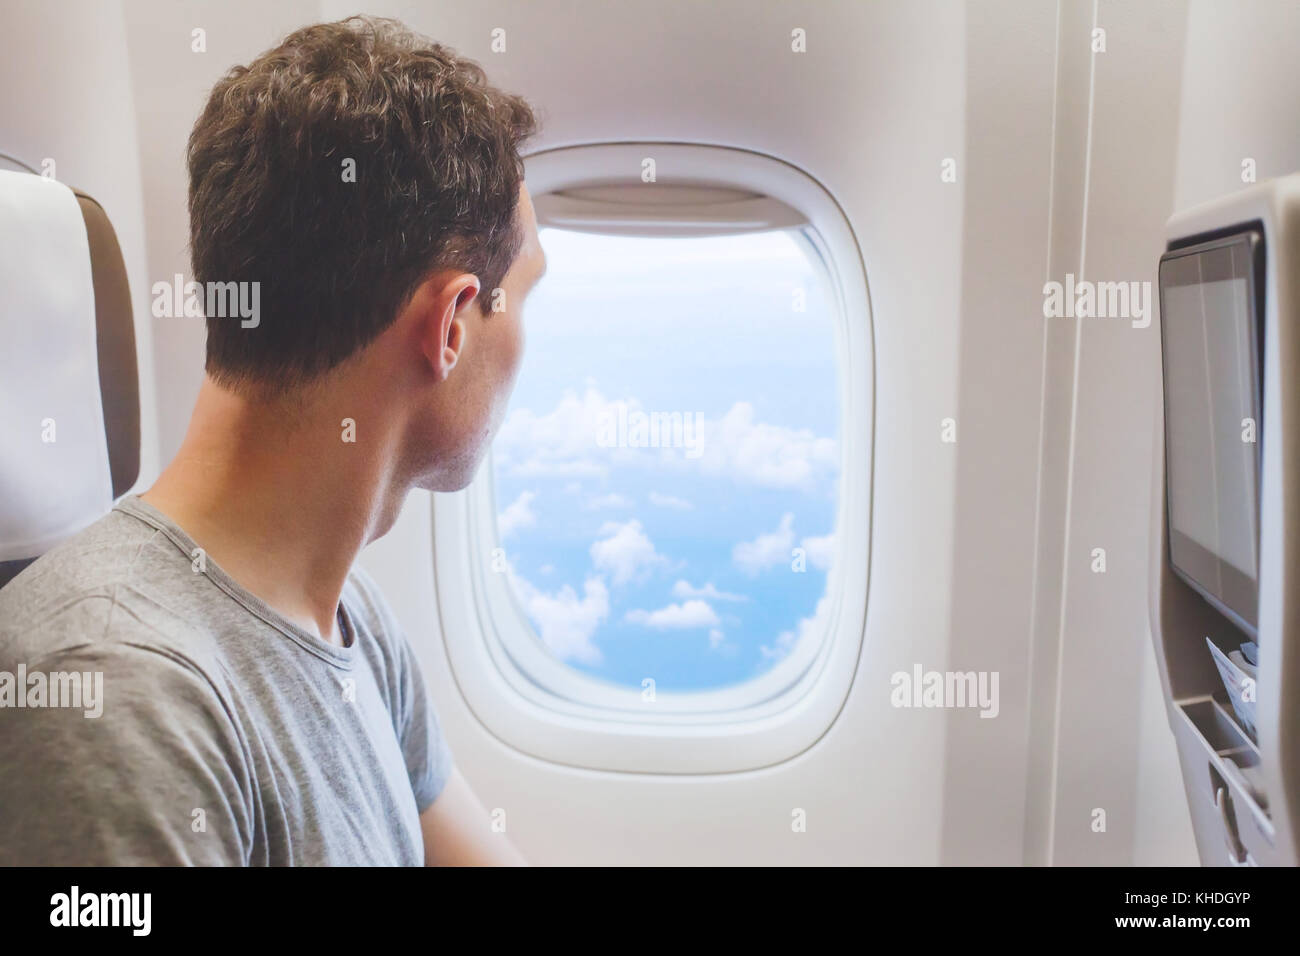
[0,640,255,866]
[395,630,455,813]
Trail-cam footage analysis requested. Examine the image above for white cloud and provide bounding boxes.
[732,513,796,575]
[760,594,832,662]
[649,491,693,510]
[495,387,836,491]
[625,600,720,630]
[590,519,668,586]
[698,402,837,491]
[508,570,609,664]
[799,532,835,571]
[585,492,633,510]
[708,628,727,650]
[671,579,746,602]
[494,388,613,479]
[497,491,537,539]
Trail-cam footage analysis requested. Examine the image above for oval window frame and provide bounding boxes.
[431,141,874,773]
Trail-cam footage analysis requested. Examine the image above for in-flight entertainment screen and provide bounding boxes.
[1159,230,1264,634]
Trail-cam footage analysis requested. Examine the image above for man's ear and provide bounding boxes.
[420,272,480,382]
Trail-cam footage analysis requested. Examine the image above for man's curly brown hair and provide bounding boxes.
[187,15,539,391]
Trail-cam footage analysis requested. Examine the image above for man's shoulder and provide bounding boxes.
[0,504,222,673]
[344,562,408,648]
[343,562,391,623]
[342,562,420,684]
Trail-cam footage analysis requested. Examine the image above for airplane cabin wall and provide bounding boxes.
[1172,0,1300,214]
[1027,0,1195,867]
[939,2,1057,865]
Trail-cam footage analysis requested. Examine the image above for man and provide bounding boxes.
[0,16,543,865]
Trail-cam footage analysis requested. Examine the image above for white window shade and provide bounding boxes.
[533,183,808,238]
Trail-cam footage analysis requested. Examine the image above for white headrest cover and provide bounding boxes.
[0,169,112,561]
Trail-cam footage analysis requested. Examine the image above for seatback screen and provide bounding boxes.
[1159,231,1263,634]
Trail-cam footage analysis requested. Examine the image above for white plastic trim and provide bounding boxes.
[432,142,874,774]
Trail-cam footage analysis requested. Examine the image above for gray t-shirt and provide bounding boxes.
[0,495,453,865]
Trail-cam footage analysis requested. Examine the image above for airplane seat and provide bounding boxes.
[0,167,140,590]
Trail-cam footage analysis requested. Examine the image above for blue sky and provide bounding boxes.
[491,226,839,691]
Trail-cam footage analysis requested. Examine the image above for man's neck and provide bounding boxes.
[140,376,408,645]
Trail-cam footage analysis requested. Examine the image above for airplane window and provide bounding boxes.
[490,225,840,692]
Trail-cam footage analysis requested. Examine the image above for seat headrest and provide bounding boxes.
[0,169,139,584]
